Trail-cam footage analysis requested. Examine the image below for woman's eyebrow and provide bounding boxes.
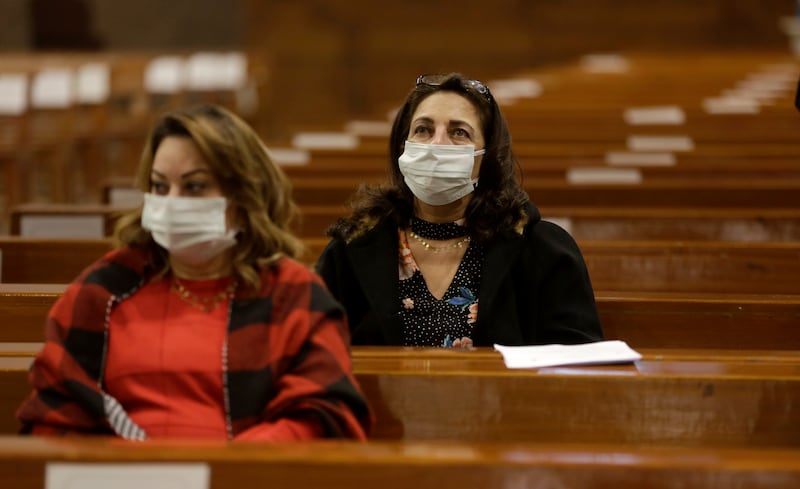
[150,168,209,179]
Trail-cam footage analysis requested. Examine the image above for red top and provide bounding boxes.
[104,276,232,439]
[21,248,369,440]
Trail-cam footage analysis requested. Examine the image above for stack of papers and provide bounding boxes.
[494,340,642,369]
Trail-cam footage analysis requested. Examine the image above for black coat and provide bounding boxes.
[316,202,604,346]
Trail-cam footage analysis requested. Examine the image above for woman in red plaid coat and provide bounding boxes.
[17,105,372,441]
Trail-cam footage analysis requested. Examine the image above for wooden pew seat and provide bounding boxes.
[4,238,800,294]
[0,435,799,489]
[288,176,800,208]
[12,201,800,242]
[3,285,800,349]
[4,349,800,447]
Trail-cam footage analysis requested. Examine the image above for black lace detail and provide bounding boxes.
[410,217,468,240]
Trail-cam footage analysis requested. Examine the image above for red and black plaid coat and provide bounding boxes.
[16,246,372,440]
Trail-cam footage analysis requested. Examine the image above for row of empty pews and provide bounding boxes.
[2,49,800,487]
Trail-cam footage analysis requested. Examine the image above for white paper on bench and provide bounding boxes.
[0,342,44,353]
[723,87,782,104]
[779,15,800,36]
[219,52,248,90]
[605,151,675,166]
[185,51,248,91]
[144,56,185,94]
[544,217,573,236]
[488,78,543,103]
[623,106,685,125]
[32,69,74,109]
[627,135,694,152]
[579,54,630,74]
[494,340,642,369]
[109,187,144,207]
[702,96,760,114]
[344,120,392,137]
[739,77,794,92]
[46,463,209,489]
[20,215,105,238]
[566,167,642,185]
[76,63,110,104]
[267,147,311,166]
[0,74,28,115]
[291,132,359,150]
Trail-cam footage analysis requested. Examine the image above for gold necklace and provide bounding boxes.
[408,230,471,254]
[171,278,237,313]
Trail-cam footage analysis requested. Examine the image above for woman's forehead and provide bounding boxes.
[411,92,481,126]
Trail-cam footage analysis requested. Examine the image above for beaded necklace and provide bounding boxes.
[408,217,471,253]
[407,231,471,253]
[171,278,237,313]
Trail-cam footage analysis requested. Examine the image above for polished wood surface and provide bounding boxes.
[0,237,114,283]
[17,199,800,242]
[5,237,800,294]
[0,435,799,488]
[348,349,800,446]
[289,175,800,208]
[583,240,800,294]
[3,348,800,447]
[597,291,800,349]
[3,285,799,349]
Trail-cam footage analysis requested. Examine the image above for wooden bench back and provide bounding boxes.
[3,348,800,447]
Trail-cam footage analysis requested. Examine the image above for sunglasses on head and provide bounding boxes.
[416,74,493,103]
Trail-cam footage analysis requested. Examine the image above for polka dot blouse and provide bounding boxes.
[397,228,484,348]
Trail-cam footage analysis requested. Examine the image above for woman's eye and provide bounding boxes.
[412,126,430,135]
[452,128,470,139]
[150,182,168,195]
[185,182,207,194]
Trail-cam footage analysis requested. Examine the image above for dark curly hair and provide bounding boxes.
[326,73,529,243]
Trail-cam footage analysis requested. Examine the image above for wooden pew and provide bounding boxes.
[583,239,800,294]
[596,291,800,349]
[3,348,800,447]
[287,176,800,208]
[4,237,800,294]
[0,435,799,489]
[358,348,800,446]
[502,111,800,143]
[0,284,63,343]
[4,285,800,350]
[0,237,114,283]
[85,180,800,241]
[293,205,800,243]
[9,203,130,237]
[24,195,800,242]
[0,237,324,283]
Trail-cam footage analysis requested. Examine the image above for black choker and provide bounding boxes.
[410,217,469,240]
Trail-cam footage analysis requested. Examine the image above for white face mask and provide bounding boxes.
[398,141,485,206]
[141,193,237,265]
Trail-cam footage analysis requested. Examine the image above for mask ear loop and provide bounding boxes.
[472,149,484,189]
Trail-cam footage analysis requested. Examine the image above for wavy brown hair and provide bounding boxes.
[326,73,529,243]
[114,104,304,295]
